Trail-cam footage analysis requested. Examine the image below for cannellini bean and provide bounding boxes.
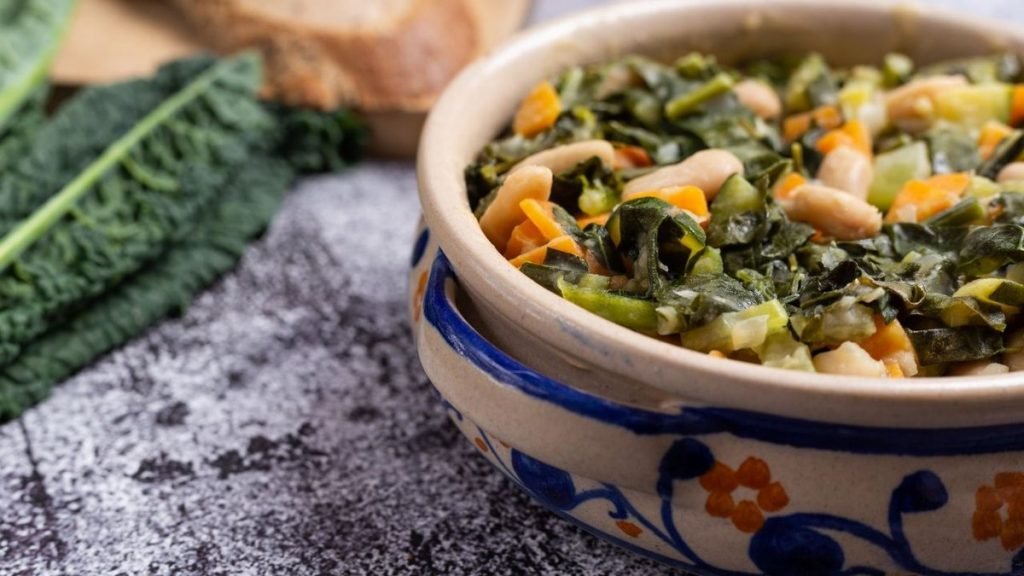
[948,360,1010,376]
[813,342,887,377]
[734,79,781,120]
[479,166,552,253]
[780,184,883,240]
[623,149,744,200]
[816,146,874,200]
[512,140,615,175]
[998,162,1024,183]
[885,75,968,133]
[1003,329,1024,371]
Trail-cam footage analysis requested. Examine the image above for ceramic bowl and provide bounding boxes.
[409,231,1024,575]
[413,0,1024,573]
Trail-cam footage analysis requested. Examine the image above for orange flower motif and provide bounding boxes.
[974,472,1024,551]
[699,456,790,534]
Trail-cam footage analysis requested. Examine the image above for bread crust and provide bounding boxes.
[175,0,481,111]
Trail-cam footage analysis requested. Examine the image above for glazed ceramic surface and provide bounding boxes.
[416,0,1024,426]
[409,234,1024,575]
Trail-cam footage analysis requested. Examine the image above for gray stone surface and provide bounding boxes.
[2,1,1024,575]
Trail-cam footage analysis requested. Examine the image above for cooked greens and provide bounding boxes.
[469,51,1024,378]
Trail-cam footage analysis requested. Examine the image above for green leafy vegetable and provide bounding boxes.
[0,0,75,133]
[0,156,293,421]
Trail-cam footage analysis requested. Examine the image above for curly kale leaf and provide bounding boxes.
[0,156,293,421]
[0,54,274,364]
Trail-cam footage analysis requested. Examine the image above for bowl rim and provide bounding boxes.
[417,0,1024,412]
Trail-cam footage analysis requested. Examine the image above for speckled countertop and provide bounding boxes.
[1,1,1022,575]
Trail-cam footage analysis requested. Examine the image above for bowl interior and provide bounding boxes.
[417,0,1024,426]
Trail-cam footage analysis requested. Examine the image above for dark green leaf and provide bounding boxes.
[906,327,1004,365]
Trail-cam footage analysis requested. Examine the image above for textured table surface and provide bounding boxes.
[2,1,1022,575]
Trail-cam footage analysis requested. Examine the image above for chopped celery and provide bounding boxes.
[557,278,658,332]
[925,197,985,227]
[954,278,1024,314]
[665,73,735,120]
[966,175,1001,198]
[756,332,816,372]
[792,300,877,346]
[784,53,833,112]
[934,84,1012,129]
[680,300,788,352]
[690,247,723,276]
[867,142,931,210]
[882,53,914,87]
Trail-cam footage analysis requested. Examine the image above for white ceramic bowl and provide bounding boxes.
[413,0,1024,573]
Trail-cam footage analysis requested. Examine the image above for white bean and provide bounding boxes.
[816,146,874,200]
[479,166,553,253]
[623,149,744,200]
[813,342,887,377]
[512,140,616,175]
[885,75,968,133]
[780,184,883,240]
[734,79,781,120]
[997,162,1024,184]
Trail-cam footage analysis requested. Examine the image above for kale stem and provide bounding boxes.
[664,72,735,120]
[0,54,258,272]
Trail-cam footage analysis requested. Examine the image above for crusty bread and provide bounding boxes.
[173,0,508,111]
[52,0,532,156]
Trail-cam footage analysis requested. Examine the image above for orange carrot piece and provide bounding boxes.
[979,120,1014,160]
[613,145,653,170]
[884,361,905,378]
[629,185,709,217]
[504,219,547,258]
[520,198,564,241]
[513,81,561,137]
[816,120,872,157]
[885,173,970,223]
[783,105,842,142]
[509,235,584,268]
[1012,85,1024,127]
[773,172,806,201]
[860,316,914,360]
[783,113,813,142]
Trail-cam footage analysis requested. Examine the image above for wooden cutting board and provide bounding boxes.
[52,0,533,156]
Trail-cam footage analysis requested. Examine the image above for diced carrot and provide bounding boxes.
[504,219,546,258]
[884,172,970,223]
[813,105,843,130]
[783,105,842,142]
[1012,85,1024,127]
[520,198,564,240]
[708,350,727,359]
[577,213,610,228]
[979,120,1014,160]
[809,229,828,244]
[513,81,562,137]
[773,172,806,201]
[509,235,584,268]
[859,316,914,360]
[816,119,872,157]
[926,172,972,195]
[628,185,709,217]
[783,113,813,142]
[884,361,905,378]
[613,145,653,170]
